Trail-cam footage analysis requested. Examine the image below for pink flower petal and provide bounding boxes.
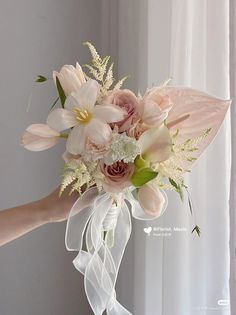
[85,118,111,145]
[139,100,167,126]
[47,108,77,132]
[26,124,60,137]
[165,87,231,160]
[21,131,59,151]
[138,183,166,217]
[66,125,86,155]
[93,104,125,123]
[72,80,100,110]
[75,62,86,84]
[64,94,80,111]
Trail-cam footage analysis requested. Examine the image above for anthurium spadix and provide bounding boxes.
[164,87,231,161]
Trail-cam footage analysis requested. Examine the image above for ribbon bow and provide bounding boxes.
[65,187,167,315]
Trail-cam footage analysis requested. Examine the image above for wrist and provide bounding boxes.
[36,197,52,224]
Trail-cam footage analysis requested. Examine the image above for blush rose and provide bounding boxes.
[103,89,139,132]
[100,161,135,193]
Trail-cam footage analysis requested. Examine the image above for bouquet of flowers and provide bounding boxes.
[22,42,230,315]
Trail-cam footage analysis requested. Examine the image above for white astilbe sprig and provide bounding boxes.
[170,128,211,166]
[83,42,128,98]
[155,128,211,197]
[60,160,92,195]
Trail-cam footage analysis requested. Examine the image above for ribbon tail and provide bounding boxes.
[66,191,133,315]
[107,300,132,315]
[65,187,99,251]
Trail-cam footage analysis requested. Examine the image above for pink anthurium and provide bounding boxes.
[21,124,60,151]
[164,87,231,160]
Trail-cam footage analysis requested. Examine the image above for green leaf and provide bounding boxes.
[55,76,66,108]
[131,168,158,188]
[185,188,193,215]
[192,225,201,237]
[35,75,47,83]
[50,97,59,110]
[188,195,193,215]
[169,178,184,201]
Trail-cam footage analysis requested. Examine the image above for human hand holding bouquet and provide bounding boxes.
[22,42,230,315]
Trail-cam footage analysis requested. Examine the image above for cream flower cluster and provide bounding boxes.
[104,133,140,165]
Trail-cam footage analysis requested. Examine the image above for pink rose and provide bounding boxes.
[103,89,139,132]
[100,161,135,193]
[138,87,173,126]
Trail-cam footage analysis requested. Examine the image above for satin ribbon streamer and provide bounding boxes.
[65,187,167,315]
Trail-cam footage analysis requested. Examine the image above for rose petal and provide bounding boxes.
[26,124,60,137]
[47,108,77,132]
[66,125,86,155]
[93,104,125,123]
[85,119,111,145]
[139,100,167,126]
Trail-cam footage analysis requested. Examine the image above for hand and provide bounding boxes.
[0,186,80,247]
[41,187,79,223]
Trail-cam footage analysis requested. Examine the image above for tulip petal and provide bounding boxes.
[138,124,173,163]
[66,125,86,155]
[21,131,59,151]
[26,124,60,137]
[72,80,100,110]
[64,94,80,111]
[93,104,125,123]
[138,183,167,217]
[165,87,231,159]
[47,108,77,132]
[85,119,111,145]
[75,62,86,84]
[61,70,82,95]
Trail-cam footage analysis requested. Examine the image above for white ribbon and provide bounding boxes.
[65,187,168,315]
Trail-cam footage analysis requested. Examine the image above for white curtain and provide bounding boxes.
[230,0,236,312]
[101,0,231,314]
[163,1,231,315]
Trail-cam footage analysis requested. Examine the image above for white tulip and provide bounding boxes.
[53,62,86,96]
[21,124,60,151]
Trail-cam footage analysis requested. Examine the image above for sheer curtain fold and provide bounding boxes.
[101,1,231,314]
[230,0,236,313]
